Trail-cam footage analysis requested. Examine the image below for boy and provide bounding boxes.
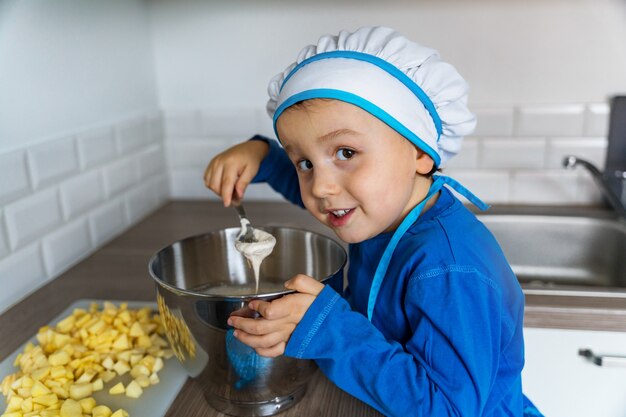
[205,26,542,417]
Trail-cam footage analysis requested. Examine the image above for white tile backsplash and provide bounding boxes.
[89,199,128,247]
[27,136,80,189]
[480,138,547,169]
[202,108,258,138]
[445,137,479,169]
[4,188,63,250]
[0,211,9,260]
[117,117,151,154]
[148,112,165,142]
[584,103,610,137]
[0,101,616,313]
[515,105,585,137]
[77,126,117,169]
[164,109,202,138]
[169,168,210,199]
[473,107,514,137]
[545,137,607,169]
[576,173,605,205]
[0,111,166,314]
[511,171,580,204]
[103,157,139,197]
[125,179,161,223]
[42,218,92,276]
[60,170,105,220]
[445,170,511,204]
[0,243,47,313]
[137,145,166,180]
[0,149,31,205]
[166,138,234,169]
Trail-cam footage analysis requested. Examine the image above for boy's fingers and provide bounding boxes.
[248,300,289,320]
[229,316,270,335]
[235,165,255,200]
[207,163,224,195]
[233,328,292,349]
[256,342,286,358]
[284,274,324,296]
[221,167,240,207]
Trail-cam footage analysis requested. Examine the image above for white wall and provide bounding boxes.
[149,0,626,109]
[150,0,625,204]
[0,0,168,314]
[0,0,159,151]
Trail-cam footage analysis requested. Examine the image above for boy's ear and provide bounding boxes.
[415,151,435,175]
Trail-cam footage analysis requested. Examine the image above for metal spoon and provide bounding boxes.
[233,203,257,243]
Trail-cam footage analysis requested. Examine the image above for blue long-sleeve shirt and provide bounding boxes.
[251,136,530,417]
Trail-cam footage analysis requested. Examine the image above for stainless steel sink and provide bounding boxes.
[477,211,626,293]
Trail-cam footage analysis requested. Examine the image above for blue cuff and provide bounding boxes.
[249,135,283,183]
[285,285,341,359]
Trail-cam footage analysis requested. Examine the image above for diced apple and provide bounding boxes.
[108,382,125,395]
[78,397,96,414]
[6,395,23,412]
[68,383,92,400]
[48,352,70,367]
[112,361,129,376]
[110,409,129,417]
[59,399,82,417]
[98,371,116,383]
[91,405,112,417]
[149,372,160,385]
[129,322,144,337]
[134,375,150,388]
[124,380,143,399]
[31,381,51,397]
[31,393,58,407]
[91,379,103,392]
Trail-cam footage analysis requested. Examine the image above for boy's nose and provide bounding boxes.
[310,167,339,198]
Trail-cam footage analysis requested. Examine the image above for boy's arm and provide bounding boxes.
[285,267,520,417]
[249,136,304,208]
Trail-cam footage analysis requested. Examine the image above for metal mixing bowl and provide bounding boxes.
[148,226,347,416]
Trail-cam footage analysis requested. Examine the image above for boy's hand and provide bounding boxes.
[227,275,324,357]
[204,140,269,207]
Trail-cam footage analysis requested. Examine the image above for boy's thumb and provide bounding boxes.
[284,274,324,296]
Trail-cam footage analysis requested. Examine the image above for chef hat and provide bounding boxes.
[266,26,476,167]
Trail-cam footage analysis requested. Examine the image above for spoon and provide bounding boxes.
[233,203,257,243]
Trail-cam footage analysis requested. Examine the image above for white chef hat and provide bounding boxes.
[266,26,476,168]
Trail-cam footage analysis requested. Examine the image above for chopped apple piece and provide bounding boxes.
[124,380,143,399]
[91,405,112,417]
[108,382,125,395]
[68,383,92,400]
[59,399,82,417]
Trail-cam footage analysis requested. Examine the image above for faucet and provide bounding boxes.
[563,155,626,219]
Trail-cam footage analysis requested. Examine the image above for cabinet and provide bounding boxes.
[523,327,626,417]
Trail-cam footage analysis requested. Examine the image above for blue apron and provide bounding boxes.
[367,174,489,320]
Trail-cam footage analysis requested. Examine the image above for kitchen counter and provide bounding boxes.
[2,201,626,416]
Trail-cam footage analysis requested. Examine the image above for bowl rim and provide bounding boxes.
[148,225,347,300]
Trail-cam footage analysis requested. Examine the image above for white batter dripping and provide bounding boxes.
[234,219,276,294]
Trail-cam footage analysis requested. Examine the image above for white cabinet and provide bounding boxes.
[523,327,626,417]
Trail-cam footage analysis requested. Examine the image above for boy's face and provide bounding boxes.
[276,99,435,243]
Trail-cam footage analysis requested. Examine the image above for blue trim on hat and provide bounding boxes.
[279,50,443,138]
[272,88,442,167]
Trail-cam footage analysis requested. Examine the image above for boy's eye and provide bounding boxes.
[336,148,355,161]
[297,159,313,171]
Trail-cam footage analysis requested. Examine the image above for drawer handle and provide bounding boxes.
[579,348,626,367]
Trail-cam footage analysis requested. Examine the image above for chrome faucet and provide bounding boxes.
[563,155,626,219]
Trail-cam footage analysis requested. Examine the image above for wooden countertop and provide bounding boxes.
[2,201,626,416]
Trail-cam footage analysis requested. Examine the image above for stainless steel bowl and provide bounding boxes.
[148,226,347,416]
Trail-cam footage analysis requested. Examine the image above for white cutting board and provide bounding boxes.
[0,299,189,417]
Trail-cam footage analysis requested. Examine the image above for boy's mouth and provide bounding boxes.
[326,208,354,227]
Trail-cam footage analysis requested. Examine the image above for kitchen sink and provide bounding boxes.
[477,209,626,293]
